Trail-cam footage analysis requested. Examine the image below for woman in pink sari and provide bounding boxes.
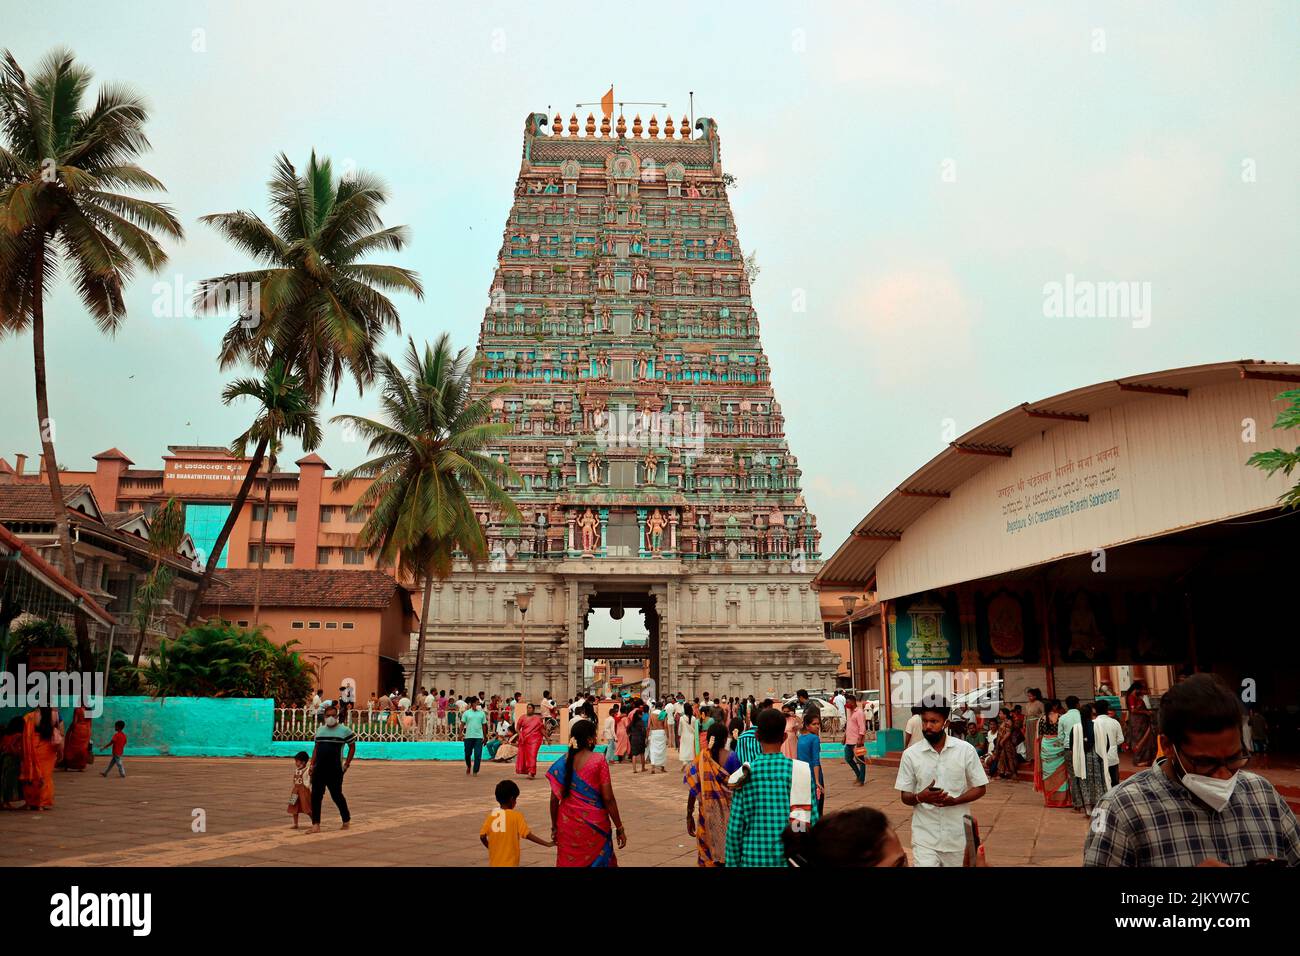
[515,703,546,779]
[614,707,631,763]
[548,719,626,867]
[781,703,800,759]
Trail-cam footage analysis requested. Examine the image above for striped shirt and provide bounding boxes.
[725,752,820,867]
[1083,762,1300,867]
[312,722,357,773]
[735,727,760,765]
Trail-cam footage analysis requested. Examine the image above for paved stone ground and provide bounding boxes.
[0,753,1092,867]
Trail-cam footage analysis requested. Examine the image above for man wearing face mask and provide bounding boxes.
[1084,674,1300,867]
[894,697,988,867]
[308,701,357,834]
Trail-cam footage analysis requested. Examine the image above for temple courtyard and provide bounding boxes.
[0,754,1092,867]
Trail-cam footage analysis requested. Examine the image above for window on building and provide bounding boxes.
[342,622,355,630]
[343,548,365,565]
[308,622,321,629]
[320,506,333,522]
[236,620,249,627]
[325,622,338,629]
[317,547,331,565]
[283,547,295,564]
[285,506,296,523]
[291,621,304,629]
[574,236,595,257]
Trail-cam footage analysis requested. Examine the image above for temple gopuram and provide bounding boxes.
[406,109,839,699]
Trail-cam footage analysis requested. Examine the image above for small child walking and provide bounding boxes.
[286,751,312,828]
[99,721,127,778]
[479,779,552,867]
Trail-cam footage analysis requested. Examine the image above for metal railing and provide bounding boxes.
[273,707,505,743]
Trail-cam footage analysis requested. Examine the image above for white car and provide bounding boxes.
[781,695,848,722]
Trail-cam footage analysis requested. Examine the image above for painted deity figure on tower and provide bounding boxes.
[646,509,666,553]
[579,509,600,554]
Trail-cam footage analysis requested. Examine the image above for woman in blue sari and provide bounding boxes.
[547,719,627,867]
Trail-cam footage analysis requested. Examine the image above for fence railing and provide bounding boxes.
[272,707,872,745]
[274,707,490,743]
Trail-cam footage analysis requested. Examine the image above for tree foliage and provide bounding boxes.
[1247,388,1300,510]
[138,621,312,704]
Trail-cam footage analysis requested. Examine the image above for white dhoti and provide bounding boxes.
[648,728,667,767]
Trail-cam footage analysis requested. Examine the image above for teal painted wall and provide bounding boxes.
[0,698,908,760]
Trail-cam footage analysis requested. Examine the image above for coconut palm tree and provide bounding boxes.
[0,48,183,669]
[131,497,185,666]
[185,153,422,621]
[220,360,322,624]
[331,335,521,694]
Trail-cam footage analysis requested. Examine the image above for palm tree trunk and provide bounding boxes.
[252,451,275,625]
[411,572,433,696]
[31,233,95,672]
[185,435,268,624]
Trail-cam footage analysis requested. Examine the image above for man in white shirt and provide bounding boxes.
[1093,698,1124,787]
[903,706,924,748]
[832,691,847,721]
[895,699,988,867]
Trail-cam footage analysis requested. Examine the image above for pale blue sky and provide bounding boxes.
[1,0,1297,551]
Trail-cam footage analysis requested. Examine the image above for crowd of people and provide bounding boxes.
[1,701,128,813]
[471,677,1299,869]
[7,674,1294,872]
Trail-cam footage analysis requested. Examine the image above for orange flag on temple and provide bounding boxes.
[600,86,614,120]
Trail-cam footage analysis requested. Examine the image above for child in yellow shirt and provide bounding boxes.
[480,779,552,866]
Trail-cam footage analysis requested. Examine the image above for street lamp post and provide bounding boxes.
[840,595,858,689]
[516,591,531,701]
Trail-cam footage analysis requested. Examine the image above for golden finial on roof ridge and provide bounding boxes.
[648,115,660,139]
[615,114,627,137]
[632,114,643,138]
[569,113,579,136]
[600,115,611,137]
[586,113,596,137]
[664,116,675,138]
[680,115,690,139]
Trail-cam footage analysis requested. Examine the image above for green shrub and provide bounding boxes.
[139,621,313,704]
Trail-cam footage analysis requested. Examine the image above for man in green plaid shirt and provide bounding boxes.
[726,709,820,866]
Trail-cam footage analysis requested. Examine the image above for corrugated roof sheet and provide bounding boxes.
[815,360,1300,587]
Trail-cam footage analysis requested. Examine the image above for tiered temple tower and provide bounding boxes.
[406,110,838,700]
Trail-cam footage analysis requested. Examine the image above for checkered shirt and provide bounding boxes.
[1083,763,1300,867]
[725,752,820,868]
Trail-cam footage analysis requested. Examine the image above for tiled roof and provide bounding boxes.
[0,484,198,577]
[92,447,134,463]
[0,524,116,627]
[204,568,406,610]
[0,483,77,522]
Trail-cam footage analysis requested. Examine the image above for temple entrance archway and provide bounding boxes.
[581,589,660,698]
